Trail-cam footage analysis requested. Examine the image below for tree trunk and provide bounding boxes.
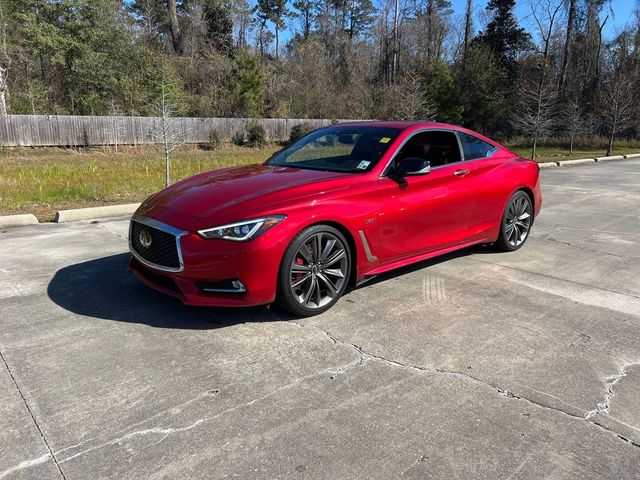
[275,26,279,59]
[391,0,399,83]
[304,10,310,39]
[167,0,182,54]
[531,134,537,161]
[569,134,574,155]
[426,0,434,64]
[558,0,576,96]
[463,0,473,61]
[607,130,614,157]
[0,65,8,116]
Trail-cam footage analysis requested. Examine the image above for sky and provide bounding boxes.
[449,0,638,40]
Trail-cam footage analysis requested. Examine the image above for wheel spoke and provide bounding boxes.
[320,239,336,262]
[301,276,317,305]
[323,268,345,278]
[518,211,531,220]
[291,273,311,289]
[317,273,337,296]
[322,249,345,267]
[314,276,322,305]
[291,264,311,273]
[313,234,322,262]
[519,198,528,217]
[299,243,314,264]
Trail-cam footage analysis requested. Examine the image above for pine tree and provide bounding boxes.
[474,0,531,80]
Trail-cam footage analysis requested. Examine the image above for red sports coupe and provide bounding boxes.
[129,122,541,316]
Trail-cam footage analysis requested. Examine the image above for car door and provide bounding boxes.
[376,130,477,263]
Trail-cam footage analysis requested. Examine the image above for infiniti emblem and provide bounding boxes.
[139,229,153,248]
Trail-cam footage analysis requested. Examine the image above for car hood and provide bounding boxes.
[137,164,353,229]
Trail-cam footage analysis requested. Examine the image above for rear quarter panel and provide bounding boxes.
[466,153,541,244]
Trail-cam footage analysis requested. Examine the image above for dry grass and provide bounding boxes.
[0,144,280,221]
[509,146,640,162]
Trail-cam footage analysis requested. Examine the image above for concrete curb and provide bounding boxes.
[558,158,596,166]
[0,214,39,228]
[55,203,140,223]
[596,155,624,162]
[539,153,640,168]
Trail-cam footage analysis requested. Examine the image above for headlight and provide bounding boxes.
[197,215,286,241]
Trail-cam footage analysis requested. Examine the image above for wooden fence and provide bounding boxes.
[0,115,358,147]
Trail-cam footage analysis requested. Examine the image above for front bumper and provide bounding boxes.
[129,220,288,307]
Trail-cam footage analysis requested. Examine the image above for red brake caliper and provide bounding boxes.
[294,256,304,285]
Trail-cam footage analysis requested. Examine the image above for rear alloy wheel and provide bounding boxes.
[497,191,533,251]
[277,225,351,317]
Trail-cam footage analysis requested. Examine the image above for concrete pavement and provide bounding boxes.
[1,159,639,479]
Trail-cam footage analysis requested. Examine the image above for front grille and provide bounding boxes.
[130,220,181,269]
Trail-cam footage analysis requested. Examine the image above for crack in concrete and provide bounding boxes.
[541,235,640,261]
[290,321,640,450]
[0,349,67,479]
[468,257,640,301]
[0,454,51,479]
[56,358,361,464]
[586,361,640,418]
[94,222,127,241]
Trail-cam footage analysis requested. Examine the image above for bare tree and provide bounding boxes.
[599,75,635,157]
[151,80,186,187]
[560,97,585,154]
[388,74,437,120]
[529,0,564,84]
[108,100,126,153]
[512,83,556,160]
[0,1,9,115]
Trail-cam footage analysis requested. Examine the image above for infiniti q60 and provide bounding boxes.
[129,122,542,316]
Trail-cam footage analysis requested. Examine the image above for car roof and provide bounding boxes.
[336,120,463,131]
[334,120,503,149]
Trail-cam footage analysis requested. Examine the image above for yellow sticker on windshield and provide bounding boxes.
[379,137,391,143]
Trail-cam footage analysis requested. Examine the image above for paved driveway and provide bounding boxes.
[1,159,639,479]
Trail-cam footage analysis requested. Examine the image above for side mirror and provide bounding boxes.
[396,157,431,176]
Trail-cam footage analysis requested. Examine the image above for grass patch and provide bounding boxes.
[0,144,280,221]
[509,146,640,162]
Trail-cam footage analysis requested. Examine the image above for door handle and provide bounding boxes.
[454,169,470,177]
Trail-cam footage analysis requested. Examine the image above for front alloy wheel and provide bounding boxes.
[278,225,351,316]
[497,191,533,251]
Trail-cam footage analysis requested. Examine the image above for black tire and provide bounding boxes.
[277,224,351,317]
[496,191,534,252]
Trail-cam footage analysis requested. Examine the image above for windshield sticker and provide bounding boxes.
[357,161,371,170]
[379,137,391,143]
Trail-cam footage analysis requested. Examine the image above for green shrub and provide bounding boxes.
[289,122,315,144]
[205,130,222,150]
[246,122,266,147]
[231,130,245,146]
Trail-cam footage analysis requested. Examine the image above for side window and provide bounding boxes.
[458,133,497,160]
[394,131,462,169]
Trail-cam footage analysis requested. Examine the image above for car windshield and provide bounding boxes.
[265,126,402,173]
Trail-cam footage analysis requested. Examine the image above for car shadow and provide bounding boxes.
[47,244,500,329]
[46,253,287,329]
